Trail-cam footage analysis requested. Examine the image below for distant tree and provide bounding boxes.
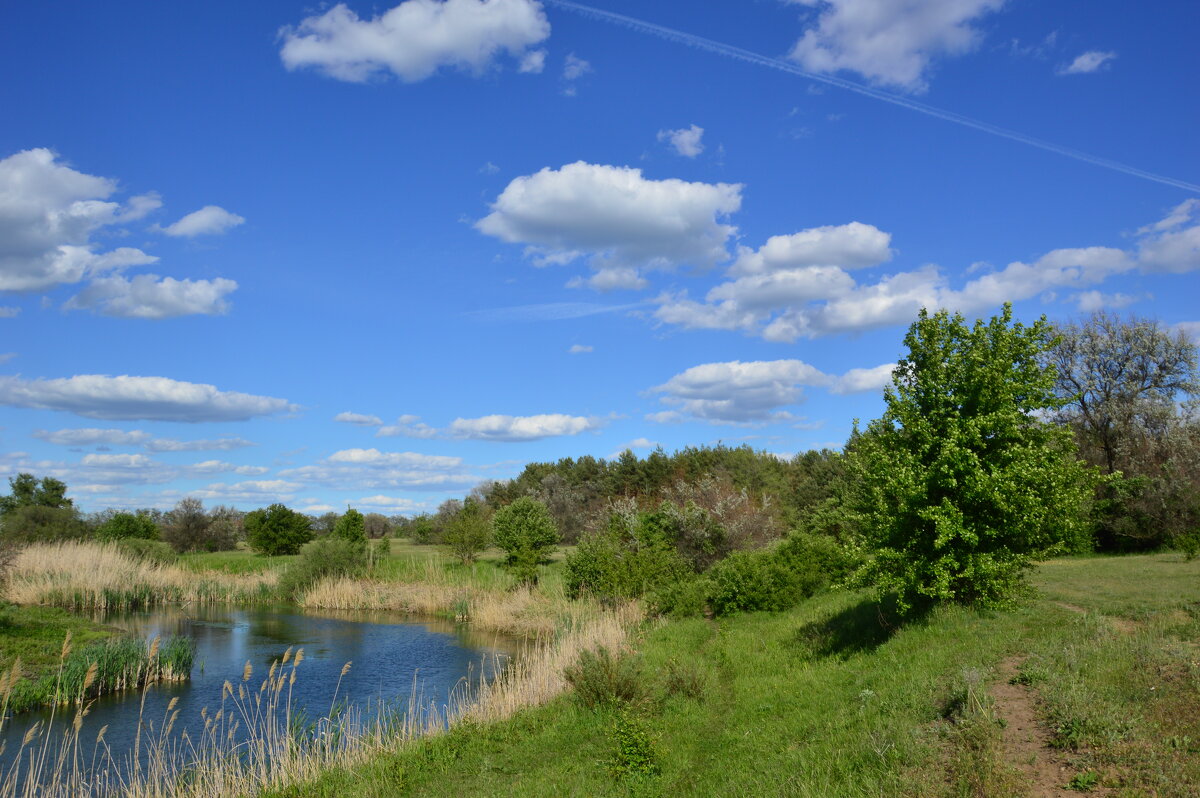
[311,512,341,537]
[0,473,72,516]
[492,497,559,584]
[443,498,491,564]
[206,505,242,551]
[332,507,367,552]
[95,512,159,542]
[850,305,1094,614]
[407,514,438,544]
[245,503,313,556]
[363,512,392,539]
[162,498,214,553]
[0,473,85,543]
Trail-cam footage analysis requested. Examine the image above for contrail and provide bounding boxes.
[546,0,1199,194]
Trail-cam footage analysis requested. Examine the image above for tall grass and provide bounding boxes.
[6,542,276,610]
[0,604,640,797]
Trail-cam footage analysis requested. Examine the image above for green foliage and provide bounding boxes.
[850,305,1095,613]
[647,575,711,618]
[332,507,367,552]
[562,647,647,709]
[278,537,368,600]
[443,498,491,564]
[407,515,437,545]
[0,473,72,515]
[95,511,159,542]
[0,504,87,543]
[245,503,313,556]
[162,497,236,553]
[492,497,559,584]
[112,538,178,565]
[707,549,809,616]
[609,708,660,780]
[564,506,691,603]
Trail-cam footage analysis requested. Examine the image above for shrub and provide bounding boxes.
[443,498,491,564]
[279,537,368,600]
[95,512,159,542]
[0,505,88,544]
[647,575,711,619]
[408,515,437,545]
[113,538,178,565]
[610,708,660,779]
[332,508,367,552]
[162,498,235,553]
[564,510,691,604]
[563,647,647,709]
[707,550,805,616]
[492,497,559,584]
[245,503,313,556]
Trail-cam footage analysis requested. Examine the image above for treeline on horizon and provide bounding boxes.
[2,308,1197,616]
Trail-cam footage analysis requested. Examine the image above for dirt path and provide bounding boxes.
[990,657,1106,797]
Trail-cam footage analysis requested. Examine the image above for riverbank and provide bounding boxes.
[261,553,1200,797]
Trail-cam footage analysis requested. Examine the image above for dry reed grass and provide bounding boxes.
[5,543,275,610]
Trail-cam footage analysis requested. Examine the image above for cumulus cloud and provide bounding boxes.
[0,148,160,292]
[189,480,304,505]
[1073,290,1142,313]
[279,0,550,83]
[518,48,546,73]
[568,344,593,354]
[1058,50,1116,75]
[279,448,475,492]
[1137,199,1200,274]
[447,413,603,441]
[657,124,705,157]
[476,162,742,288]
[63,274,237,319]
[788,0,1005,92]
[729,222,892,275]
[33,428,153,446]
[651,358,895,424]
[376,414,438,438]
[0,374,297,422]
[1176,321,1200,343]
[158,206,245,237]
[562,52,591,80]
[143,437,257,452]
[357,494,425,512]
[334,411,384,426]
[185,460,270,476]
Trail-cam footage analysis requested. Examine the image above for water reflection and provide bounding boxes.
[0,605,516,783]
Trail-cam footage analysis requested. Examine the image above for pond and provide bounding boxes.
[0,605,515,788]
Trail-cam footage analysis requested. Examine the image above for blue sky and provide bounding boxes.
[1,0,1197,516]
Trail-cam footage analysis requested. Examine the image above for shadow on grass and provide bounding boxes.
[792,596,928,660]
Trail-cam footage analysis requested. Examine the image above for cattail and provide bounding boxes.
[242,661,253,682]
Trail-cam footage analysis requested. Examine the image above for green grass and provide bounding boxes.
[0,604,119,678]
[178,546,299,575]
[263,552,1199,798]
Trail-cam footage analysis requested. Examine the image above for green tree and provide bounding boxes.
[443,498,491,564]
[492,496,559,583]
[0,473,84,543]
[95,512,159,542]
[245,503,313,556]
[331,507,367,552]
[850,305,1094,614]
[0,473,72,516]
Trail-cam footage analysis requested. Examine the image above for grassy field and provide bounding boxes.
[260,552,1199,798]
[0,604,118,678]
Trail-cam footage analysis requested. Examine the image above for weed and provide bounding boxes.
[1067,769,1100,791]
[609,707,659,780]
[563,646,647,710]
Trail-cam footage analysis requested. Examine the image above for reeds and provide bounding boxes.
[0,603,641,797]
[6,543,275,611]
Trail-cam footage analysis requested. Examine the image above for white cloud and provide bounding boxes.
[33,428,153,446]
[376,414,439,438]
[651,358,896,423]
[562,52,591,80]
[788,0,1004,92]
[328,448,463,468]
[279,448,475,492]
[81,453,156,469]
[143,437,257,452]
[189,479,303,504]
[1058,50,1116,75]
[476,162,742,288]
[0,353,15,364]
[159,205,245,237]
[447,413,603,441]
[568,344,593,354]
[279,0,550,83]
[63,274,237,318]
[334,411,384,426]
[609,437,658,458]
[657,125,705,158]
[568,267,649,292]
[0,374,297,422]
[729,222,893,275]
[1176,321,1200,343]
[357,494,425,512]
[0,148,160,292]
[1073,290,1142,313]
[0,306,19,318]
[1137,200,1200,274]
[186,460,270,476]
[518,48,546,73]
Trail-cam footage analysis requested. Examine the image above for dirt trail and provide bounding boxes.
[990,657,1107,797]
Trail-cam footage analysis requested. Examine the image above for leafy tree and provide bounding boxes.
[850,305,1094,614]
[245,503,313,556]
[443,498,491,564]
[407,514,437,544]
[363,512,392,539]
[162,498,214,553]
[332,507,367,552]
[311,511,341,537]
[95,512,159,542]
[492,497,559,583]
[0,473,72,515]
[0,473,85,543]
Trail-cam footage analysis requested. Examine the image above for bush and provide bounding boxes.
[278,537,367,600]
[563,647,647,709]
[443,498,491,564]
[95,512,159,542]
[610,708,660,779]
[492,497,559,584]
[332,508,367,552]
[707,550,805,616]
[245,503,313,556]
[162,498,235,553]
[564,510,691,604]
[1,505,88,544]
[647,576,711,618]
[113,538,178,565]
